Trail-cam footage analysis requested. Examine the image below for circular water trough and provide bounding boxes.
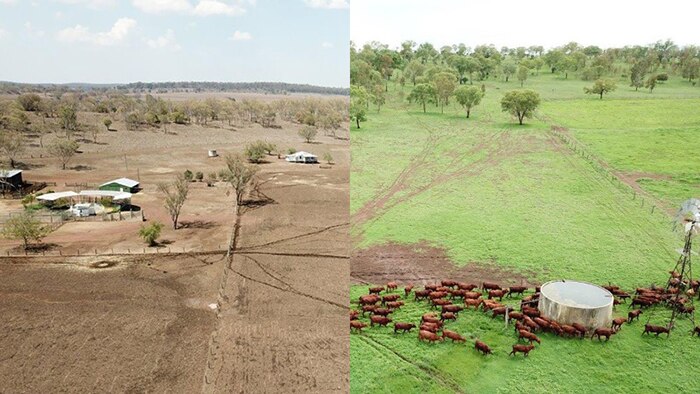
[538,280,614,329]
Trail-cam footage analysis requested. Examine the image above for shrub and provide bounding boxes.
[656,73,669,81]
[139,222,163,246]
[183,169,194,181]
[244,141,267,163]
[323,152,334,164]
[195,171,204,181]
[287,147,297,155]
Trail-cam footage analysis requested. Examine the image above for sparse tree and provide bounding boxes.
[584,79,617,99]
[2,211,52,250]
[501,59,517,82]
[323,152,334,164]
[139,221,163,246]
[220,153,258,208]
[371,84,386,112]
[47,138,79,170]
[500,90,541,125]
[298,125,318,143]
[0,131,25,168]
[17,93,43,112]
[630,61,647,91]
[454,85,484,118]
[158,174,190,230]
[59,104,78,132]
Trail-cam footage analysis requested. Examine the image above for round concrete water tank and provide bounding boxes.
[538,280,614,329]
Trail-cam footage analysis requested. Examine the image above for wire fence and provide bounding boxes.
[0,246,228,258]
[0,209,144,225]
[548,127,674,225]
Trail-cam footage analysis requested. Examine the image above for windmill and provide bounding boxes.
[666,198,700,330]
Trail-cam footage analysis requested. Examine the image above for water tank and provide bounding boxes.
[538,280,614,329]
[208,149,218,157]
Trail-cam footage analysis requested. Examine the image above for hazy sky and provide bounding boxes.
[0,0,349,86]
[351,0,700,50]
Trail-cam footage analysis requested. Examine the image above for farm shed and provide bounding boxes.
[0,169,23,192]
[99,178,140,193]
[538,280,614,329]
[285,151,318,164]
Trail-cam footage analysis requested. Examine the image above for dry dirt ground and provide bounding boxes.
[0,94,349,392]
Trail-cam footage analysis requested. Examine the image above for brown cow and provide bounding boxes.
[458,283,478,291]
[422,316,443,327]
[627,309,643,323]
[509,344,535,357]
[350,310,359,320]
[465,298,483,310]
[515,321,530,333]
[431,299,452,308]
[591,327,616,341]
[474,340,492,355]
[482,282,501,291]
[425,284,439,291]
[464,291,482,299]
[386,282,398,291]
[414,289,431,301]
[441,280,458,288]
[611,317,626,332]
[420,323,440,333]
[571,323,587,338]
[523,316,540,331]
[394,322,416,334]
[522,306,540,318]
[372,308,392,316]
[418,329,443,343]
[442,304,464,314]
[533,317,550,330]
[429,291,448,300]
[441,312,457,322]
[369,286,384,295]
[386,301,404,310]
[492,307,507,318]
[561,325,578,338]
[508,311,524,320]
[518,329,541,344]
[442,329,466,343]
[361,305,377,316]
[350,321,367,332]
[404,284,414,298]
[422,313,437,321]
[382,294,401,304]
[370,315,392,327]
[643,323,671,337]
[507,286,528,297]
[692,326,700,337]
[549,321,563,336]
[488,289,506,300]
[359,294,380,306]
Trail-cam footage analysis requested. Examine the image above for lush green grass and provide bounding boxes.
[351,73,700,392]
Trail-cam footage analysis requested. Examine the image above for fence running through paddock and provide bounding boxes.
[0,208,145,225]
[1,245,229,257]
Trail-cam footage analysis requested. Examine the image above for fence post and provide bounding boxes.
[77,249,80,256]
[651,205,656,214]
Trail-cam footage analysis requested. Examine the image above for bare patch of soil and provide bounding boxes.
[351,242,537,288]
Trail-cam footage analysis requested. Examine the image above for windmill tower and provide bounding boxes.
[666,199,700,330]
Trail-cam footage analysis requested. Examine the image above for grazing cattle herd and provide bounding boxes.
[351,275,700,358]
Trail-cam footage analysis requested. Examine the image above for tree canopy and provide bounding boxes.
[500,90,541,125]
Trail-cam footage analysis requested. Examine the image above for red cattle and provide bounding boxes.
[382,294,401,304]
[442,329,466,343]
[508,311,524,320]
[561,325,579,338]
[464,291,482,299]
[370,315,392,327]
[442,304,464,314]
[418,330,443,343]
[591,327,616,341]
[491,307,507,319]
[611,317,626,332]
[643,323,671,337]
[627,309,643,323]
[350,310,359,320]
[394,322,416,334]
[361,305,377,316]
[507,286,528,297]
[518,329,541,344]
[414,289,431,301]
[350,321,367,332]
[441,280,458,288]
[458,283,478,291]
[509,344,535,357]
[386,301,404,310]
[386,282,398,291]
[474,340,492,355]
[464,298,483,310]
[372,308,392,316]
[482,282,501,291]
[420,323,440,333]
[692,326,700,337]
[571,323,587,338]
[404,284,414,298]
[369,286,384,295]
[441,312,457,322]
[359,294,380,306]
[488,289,506,300]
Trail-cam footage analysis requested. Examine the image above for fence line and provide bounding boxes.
[1,246,228,258]
[548,127,673,225]
[0,209,145,225]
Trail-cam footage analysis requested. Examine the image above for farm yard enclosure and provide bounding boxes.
[350,40,700,392]
[0,86,350,392]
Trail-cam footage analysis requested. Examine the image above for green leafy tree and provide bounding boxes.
[407,83,436,113]
[630,61,647,91]
[584,79,617,99]
[517,65,529,87]
[2,211,52,250]
[682,58,700,82]
[59,104,78,132]
[139,222,163,246]
[158,174,190,230]
[350,85,369,129]
[371,84,386,112]
[645,75,658,93]
[432,72,457,113]
[454,85,484,118]
[500,90,541,125]
[501,59,517,82]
